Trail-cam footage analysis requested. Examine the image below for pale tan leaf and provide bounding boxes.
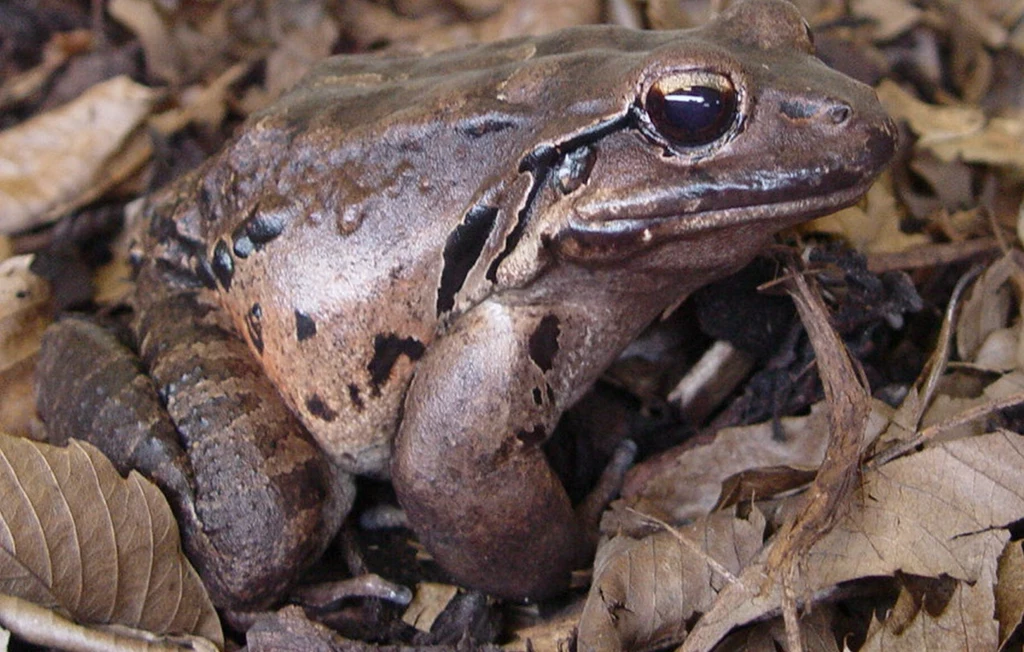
[623,401,889,524]
[0,434,222,646]
[956,254,1015,362]
[0,593,219,652]
[401,583,457,632]
[680,431,1023,652]
[928,116,1024,171]
[996,540,1024,645]
[0,76,158,234]
[0,256,51,370]
[719,607,840,652]
[877,80,984,142]
[861,567,998,651]
[0,256,51,438]
[805,175,929,254]
[852,0,922,41]
[107,0,183,85]
[623,403,828,521]
[877,81,1024,170]
[578,508,764,651]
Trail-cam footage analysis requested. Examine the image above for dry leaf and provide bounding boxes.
[852,0,921,41]
[877,80,1024,170]
[578,508,765,651]
[0,76,158,234]
[0,434,222,647]
[806,175,929,254]
[860,567,998,650]
[877,80,984,141]
[680,430,1023,651]
[339,0,602,52]
[0,256,51,438]
[719,608,840,652]
[0,256,50,372]
[402,582,458,632]
[0,594,219,652]
[622,401,889,525]
[956,254,1015,362]
[996,541,1024,646]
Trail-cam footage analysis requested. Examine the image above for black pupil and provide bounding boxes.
[647,84,736,147]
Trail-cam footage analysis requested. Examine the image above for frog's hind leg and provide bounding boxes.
[36,292,352,610]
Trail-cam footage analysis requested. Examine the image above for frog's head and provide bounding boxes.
[533,0,897,281]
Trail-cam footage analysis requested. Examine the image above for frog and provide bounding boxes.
[35,0,897,610]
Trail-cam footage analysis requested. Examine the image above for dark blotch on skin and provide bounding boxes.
[779,99,818,120]
[246,210,286,244]
[233,235,254,258]
[306,394,338,422]
[245,303,264,354]
[532,387,543,405]
[196,182,220,222]
[193,256,218,290]
[368,333,426,395]
[546,384,555,403]
[231,221,254,258]
[457,115,519,138]
[295,310,317,341]
[196,184,213,220]
[211,239,234,289]
[437,205,499,315]
[528,314,560,373]
[516,425,547,447]
[348,384,364,411]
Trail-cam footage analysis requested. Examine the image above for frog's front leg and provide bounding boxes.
[393,299,614,600]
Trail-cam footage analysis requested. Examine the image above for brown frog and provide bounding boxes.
[36,0,897,609]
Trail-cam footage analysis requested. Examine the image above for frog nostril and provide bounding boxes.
[828,104,852,125]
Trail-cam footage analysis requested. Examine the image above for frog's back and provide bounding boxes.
[134,15,840,475]
[131,26,680,474]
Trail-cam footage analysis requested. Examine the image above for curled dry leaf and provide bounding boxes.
[0,76,157,234]
[0,434,222,648]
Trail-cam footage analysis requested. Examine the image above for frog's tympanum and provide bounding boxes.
[36,0,897,608]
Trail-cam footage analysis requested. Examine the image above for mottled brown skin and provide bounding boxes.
[36,0,897,606]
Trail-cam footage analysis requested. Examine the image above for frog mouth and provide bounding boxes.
[565,171,879,246]
[565,115,897,244]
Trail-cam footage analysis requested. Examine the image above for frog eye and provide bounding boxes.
[644,73,738,148]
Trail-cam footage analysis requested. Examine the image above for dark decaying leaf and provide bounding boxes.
[0,433,222,647]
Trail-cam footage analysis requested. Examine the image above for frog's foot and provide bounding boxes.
[36,313,353,609]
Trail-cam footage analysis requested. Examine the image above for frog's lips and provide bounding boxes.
[569,171,880,241]
[569,117,898,239]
